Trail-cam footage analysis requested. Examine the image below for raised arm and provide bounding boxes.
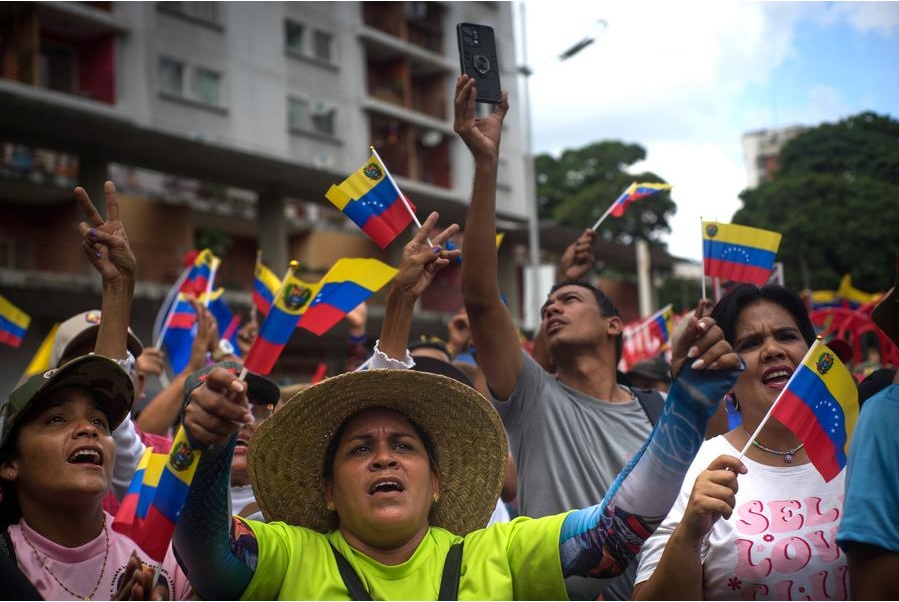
[74,182,147,501]
[173,368,256,600]
[454,74,522,400]
[557,306,744,592]
[75,181,135,362]
[377,212,460,361]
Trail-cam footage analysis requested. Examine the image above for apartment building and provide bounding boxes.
[0,1,532,389]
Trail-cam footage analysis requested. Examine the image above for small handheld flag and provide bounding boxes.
[253,251,281,317]
[297,258,398,336]
[0,295,30,348]
[702,221,782,286]
[591,181,672,231]
[242,261,313,375]
[738,338,859,482]
[325,148,418,249]
[112,426,202,561]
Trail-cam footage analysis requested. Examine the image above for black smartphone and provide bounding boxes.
[456,22,502,104]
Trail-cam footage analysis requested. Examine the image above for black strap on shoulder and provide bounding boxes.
[330,543,372,601]
[438,542,464,600]
[330,541,464,601]
[634,388,665,425]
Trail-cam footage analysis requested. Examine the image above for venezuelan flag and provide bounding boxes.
[0,295,30,348]
[771,339,859,482]
[253,258,281,316]
[180,248,220,297]
[243,270,316,375]
[298,258,398,336]
[162,293,197,374]
[112,427,201,561]
[702,221,782,286]
[325,151,416,249]
[609,182,672,217]
[649,304,674,346]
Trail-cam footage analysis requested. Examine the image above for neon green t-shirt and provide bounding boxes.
[240,513,569,600]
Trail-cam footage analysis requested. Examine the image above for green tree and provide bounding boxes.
[534,141,676,246]
[734,112,899,292]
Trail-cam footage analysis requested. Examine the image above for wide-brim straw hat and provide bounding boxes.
[249,369,508,535]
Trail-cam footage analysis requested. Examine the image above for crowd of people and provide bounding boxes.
[1,74,897,601]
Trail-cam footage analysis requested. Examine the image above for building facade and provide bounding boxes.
[0,1,532,389]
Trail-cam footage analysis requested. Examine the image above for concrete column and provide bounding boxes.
[636,237,654,317]
[256,186,288,274]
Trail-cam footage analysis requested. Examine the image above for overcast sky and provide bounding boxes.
[516,1,899,261]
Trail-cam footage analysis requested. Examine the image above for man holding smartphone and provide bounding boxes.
[454,74,661,601]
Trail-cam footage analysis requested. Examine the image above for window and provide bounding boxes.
[193,67,221,106]
[164,1,220,24]
[313,30,333,62]
[285,20,304,53]
[159,57,185,96]
[39,43,76,93]
[288,97,336,136]
[288,97,310,130]
[311,102,335,136]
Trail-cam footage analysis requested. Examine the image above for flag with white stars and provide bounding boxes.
[702,221,782,286]
[325,151,416,248]
[771,339,860,481]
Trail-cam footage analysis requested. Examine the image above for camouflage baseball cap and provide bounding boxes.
[1,355,133,449]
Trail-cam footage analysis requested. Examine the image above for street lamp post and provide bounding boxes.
[516,3,607,330]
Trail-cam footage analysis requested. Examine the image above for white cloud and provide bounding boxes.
[520,0,894,261]
[819,1,899,36]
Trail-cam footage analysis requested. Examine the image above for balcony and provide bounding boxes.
[0,1,125,104]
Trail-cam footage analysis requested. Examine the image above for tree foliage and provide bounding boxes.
[534,141,677,246]
[734,112,899,292]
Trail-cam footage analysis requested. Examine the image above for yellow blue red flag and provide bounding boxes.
[112,426,201,561]
[702,221,782,286]
[253,255,281,316]
[609,182,672,217]
[243,267,315,375]
[325,151,416,249]
[298,258,397,336]
[771,339,859,481]
[0,295,30,348]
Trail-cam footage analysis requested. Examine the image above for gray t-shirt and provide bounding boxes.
[493,350,653,600]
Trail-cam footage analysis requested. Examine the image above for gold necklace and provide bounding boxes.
[20,519,110,600]
[752,439,804,464]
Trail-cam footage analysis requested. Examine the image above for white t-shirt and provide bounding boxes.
[635,435,848,600]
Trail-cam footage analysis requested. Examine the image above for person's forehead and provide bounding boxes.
[545,284,597,305]
[341,408,417,437]
[735,300,798,334]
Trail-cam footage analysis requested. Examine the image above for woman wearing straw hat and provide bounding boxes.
[173,296,744,599]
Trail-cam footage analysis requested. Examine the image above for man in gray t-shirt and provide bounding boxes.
[455,78,667,599]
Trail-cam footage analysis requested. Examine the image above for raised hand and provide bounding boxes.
[670,298,742,380]
[558,229,597,282]
[453,74,509,163]
[182,367,252,448]
[75,181,135,284]
[390,212,461,302]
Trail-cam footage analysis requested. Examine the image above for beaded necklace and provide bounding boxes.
[751,439,804,464]
[20,520,110,601]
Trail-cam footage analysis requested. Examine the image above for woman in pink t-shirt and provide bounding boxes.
[0,354,191,600]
